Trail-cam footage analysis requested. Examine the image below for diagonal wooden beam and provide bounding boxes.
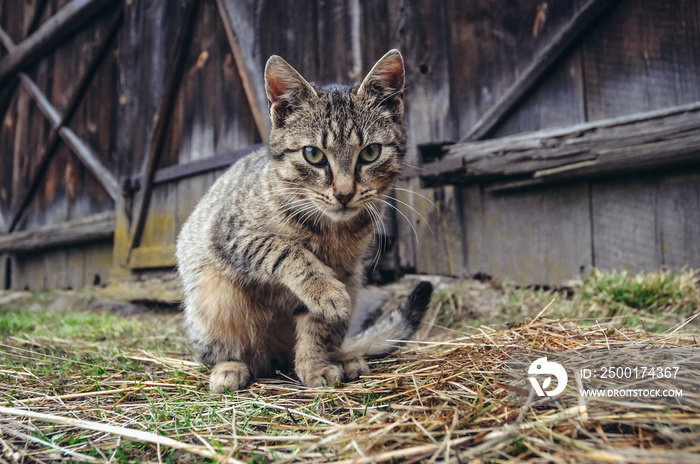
[15,75,121,203]
[0,0,117,83]
[215,0,270,142]
[4,10,123,233]
[126,0,201,258]
[0,2,50,213]
[0,24,121,214]
[460,0,621,142]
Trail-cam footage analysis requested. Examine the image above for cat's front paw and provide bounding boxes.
[209,361,251,393]
[304,277,351,323]
[296,361,344,387]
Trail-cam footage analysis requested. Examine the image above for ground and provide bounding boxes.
[0,269,698,463]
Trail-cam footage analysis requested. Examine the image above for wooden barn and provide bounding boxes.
[1,0,699,294]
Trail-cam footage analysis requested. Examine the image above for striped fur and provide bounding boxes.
[176,50,432,392]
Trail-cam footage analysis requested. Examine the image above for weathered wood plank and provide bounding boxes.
[656,171,700,268]
[461,182,592,285]
[258,0,318,80]
[316,0,355,84]
[59,127,120,200]
[6,10,121,232]
[139,183,176,249]
[175,172,213,243]
[419,102,700,187]
[397,184,466,277]
[0,0,116,82]
[591,176,661,272]
[81,241,112,287]
[4,71,121,204]
[461,0,620,141]
[0,0,48,159]
[583,0,700,121]
[0,211,115,253]
[492,49,586,138]
[0,88,17,231]
[128,0,199,254]
[0,254,8,290]
[114,0,196,273]
[124,145,261,191]
[160,0,260,168]
[215,0,269,141]
[389,0,455,164]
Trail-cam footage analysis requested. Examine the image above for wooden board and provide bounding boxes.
[137,0,259,256]
[8,241,112,290]
[462,182,593,285]
[394,179,467,277]
[258,0,320,83]
[418,102,700,186]
[449,0,583,139]
[491,50,586,138]
[0,211,114,252]
[389,0,455,164]
[590,175,662,273]
[655,170,700,269]
[0,253,7,290]
[583,0,700,121]
[117,0,192,178]
[0,88,18,228]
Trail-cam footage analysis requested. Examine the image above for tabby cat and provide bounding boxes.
[176,49,432,392]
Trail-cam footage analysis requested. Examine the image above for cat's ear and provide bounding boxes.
[265,55,317,126]
[358,49,405,106]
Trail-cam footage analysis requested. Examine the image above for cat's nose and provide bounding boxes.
[335,193,355,206]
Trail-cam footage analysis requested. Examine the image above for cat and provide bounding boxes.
[176,49,432,392]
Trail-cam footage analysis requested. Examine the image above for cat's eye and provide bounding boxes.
[303,146,327,165]
[358,143,381,164]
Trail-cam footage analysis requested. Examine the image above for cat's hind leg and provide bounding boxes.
[209,361,251,393]
[183,267,272,392]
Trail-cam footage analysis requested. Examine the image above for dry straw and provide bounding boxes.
[0,299,699,462]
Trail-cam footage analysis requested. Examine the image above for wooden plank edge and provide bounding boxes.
[127,0,200,257]
[7,10,123,232]
[125,144,262,190]
[13,66,120,203]
[215,0,270,142]
[418,101,700,186]
[461,0,622,142]
[0,0,117,81]
[0,211,115,253]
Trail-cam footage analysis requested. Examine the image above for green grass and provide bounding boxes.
[424,268,699,335]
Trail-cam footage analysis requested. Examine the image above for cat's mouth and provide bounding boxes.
[326,204,360,221]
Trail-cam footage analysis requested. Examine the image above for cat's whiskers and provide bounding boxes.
[382,194,434,236]
[282,202,319,230]
[365,203,386,271]
[375,197,419,245]
[393,187,437,209]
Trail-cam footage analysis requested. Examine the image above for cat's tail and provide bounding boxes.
[340,281,433,358]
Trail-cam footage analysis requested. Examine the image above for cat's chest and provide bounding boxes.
[306,229,370,271]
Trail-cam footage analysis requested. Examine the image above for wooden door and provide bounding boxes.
[0,0,123,289]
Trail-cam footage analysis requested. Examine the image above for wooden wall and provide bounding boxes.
[0,0,119,290]
[395,0,700,284]
[1,0,699,290]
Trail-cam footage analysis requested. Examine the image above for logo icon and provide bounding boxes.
[528,357,568,397]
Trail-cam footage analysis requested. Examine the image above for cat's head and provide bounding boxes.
[264,50,406,224]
